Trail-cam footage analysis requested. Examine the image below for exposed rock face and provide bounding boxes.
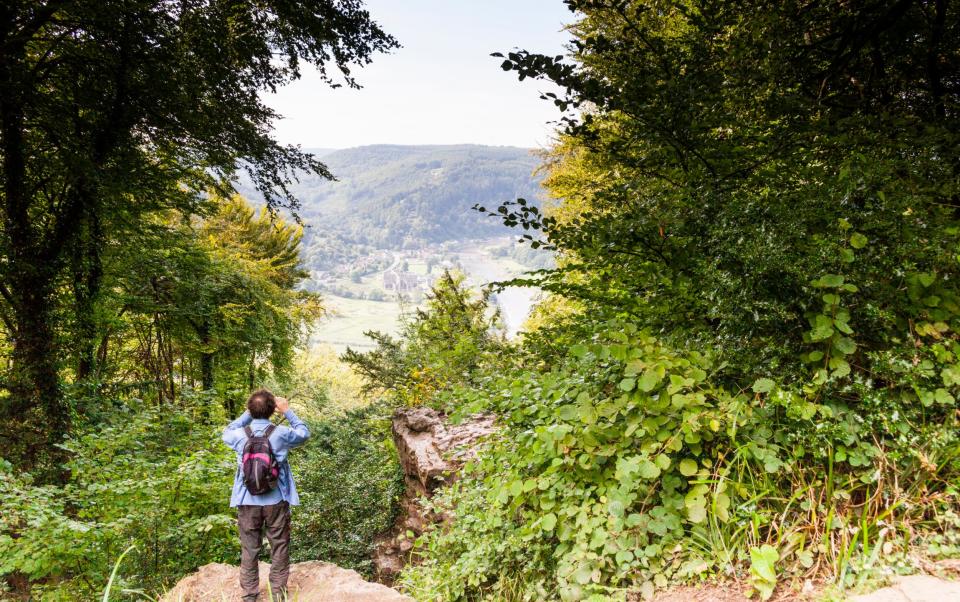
[163,561,413,601]
[373,407,496,581]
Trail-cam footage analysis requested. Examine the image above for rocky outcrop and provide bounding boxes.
[163,561,412,601]
[373,407,496,581]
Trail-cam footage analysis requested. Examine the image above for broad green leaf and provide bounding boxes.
[935,388,955,405]
[615,549,634,566]
[714,492,731,522]
[573,564,592,585]
[637,460,661,479]
[830,358,850,378]
[608,499,625,517]
[679,459,698,476]
[813,274,844,288]
[833,337,856,355]
[752,377,775,393]
[638,368,662,392]
[810,314,835,341]
[750,544,779,583]
[834,319,854,334]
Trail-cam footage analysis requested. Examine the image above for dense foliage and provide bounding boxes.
[0,0,396,474]
[343,271,506,406]
[383,1,960,600]
[486,0,960,382]
[0,393,403,599]
[291,403,403,575]
[400,317,960,600]
[0,403,237,599]
[0,1,404,596]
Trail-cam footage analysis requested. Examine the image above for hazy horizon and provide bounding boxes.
[304,142,538,154]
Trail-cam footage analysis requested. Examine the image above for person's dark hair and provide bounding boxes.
[247,388,276,419]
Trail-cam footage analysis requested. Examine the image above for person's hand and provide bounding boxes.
[275,396,290,415]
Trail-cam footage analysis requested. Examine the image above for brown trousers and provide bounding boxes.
[238,502,291,602]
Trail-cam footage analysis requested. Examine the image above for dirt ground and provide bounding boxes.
[162,560,960,602]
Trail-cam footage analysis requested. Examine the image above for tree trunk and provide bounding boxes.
[0,73,68,477]
[8,274,68,477]
[72,210,103,382]
[198,320,215,391]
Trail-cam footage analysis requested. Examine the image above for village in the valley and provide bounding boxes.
[306,237,543,351]
[306,243,458,301]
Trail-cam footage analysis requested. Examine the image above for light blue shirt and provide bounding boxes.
[222,410,310,507]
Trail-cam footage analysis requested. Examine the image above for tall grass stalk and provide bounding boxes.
[102,545,136,602]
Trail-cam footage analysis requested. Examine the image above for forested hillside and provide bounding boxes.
[240,145,543,270]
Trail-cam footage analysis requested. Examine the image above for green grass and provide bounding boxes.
[312,295,405,352]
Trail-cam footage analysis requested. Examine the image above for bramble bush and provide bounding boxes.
[399,311,960,601]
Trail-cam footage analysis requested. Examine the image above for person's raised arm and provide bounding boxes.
[222,410,253,447]
[275,397,310,448]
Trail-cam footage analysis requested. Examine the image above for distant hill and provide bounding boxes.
[301,144,540,243]
[240,145,543,269]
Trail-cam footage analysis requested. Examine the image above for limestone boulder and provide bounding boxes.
[163,561,413,602]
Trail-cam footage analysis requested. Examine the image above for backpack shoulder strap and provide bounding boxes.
[243,426,254,439]
[264,424,277,438]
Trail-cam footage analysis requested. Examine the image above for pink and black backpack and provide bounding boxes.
[241,425,280,495]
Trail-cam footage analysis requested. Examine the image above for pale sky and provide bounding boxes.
[264,0,573,150]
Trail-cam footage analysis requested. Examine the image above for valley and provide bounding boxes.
[237,144,553,351]
[310,236,542,351]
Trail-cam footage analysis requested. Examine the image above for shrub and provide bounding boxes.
[0,402,236,600]
[290,402,403,576]
[400,320,960,601]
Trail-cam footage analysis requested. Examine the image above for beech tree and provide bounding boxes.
[0,0,396,471]
[491,0,959,378]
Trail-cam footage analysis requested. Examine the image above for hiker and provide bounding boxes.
[223,388,310,602]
